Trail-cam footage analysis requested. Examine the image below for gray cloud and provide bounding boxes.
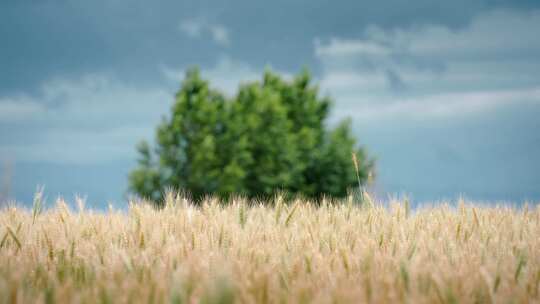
[316,9,540,114]
[0,57,286,165]
[0,73,171,164]
[313,9,540,203]
[3,0,540,95]
[2,1,540,205]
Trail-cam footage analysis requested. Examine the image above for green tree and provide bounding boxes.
[129,67,374,205]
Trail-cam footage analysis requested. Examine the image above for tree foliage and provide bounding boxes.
[129,68,374,205]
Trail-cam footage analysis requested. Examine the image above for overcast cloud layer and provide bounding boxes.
[1,1,539,207]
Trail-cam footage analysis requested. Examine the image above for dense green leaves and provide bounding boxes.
[129,68,374,205]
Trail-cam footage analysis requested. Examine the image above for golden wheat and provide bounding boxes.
[0,195,539,303]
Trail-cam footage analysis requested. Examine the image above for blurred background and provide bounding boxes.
[1,0,539,208]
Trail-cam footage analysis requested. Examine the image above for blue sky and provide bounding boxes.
[1,0,539,207]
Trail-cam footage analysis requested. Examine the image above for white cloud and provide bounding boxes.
[314,38,391,57]
[162,56,292,96]
[314,9,540,121]
[0,98,45,121]
[179,19,230,46]
[0,126,154,164]
[330,87,540,121]
[209,25,230,46]
[179,19,203,38]
[403,10,540,57]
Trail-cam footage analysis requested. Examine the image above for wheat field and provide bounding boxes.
[0,194,539,304]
